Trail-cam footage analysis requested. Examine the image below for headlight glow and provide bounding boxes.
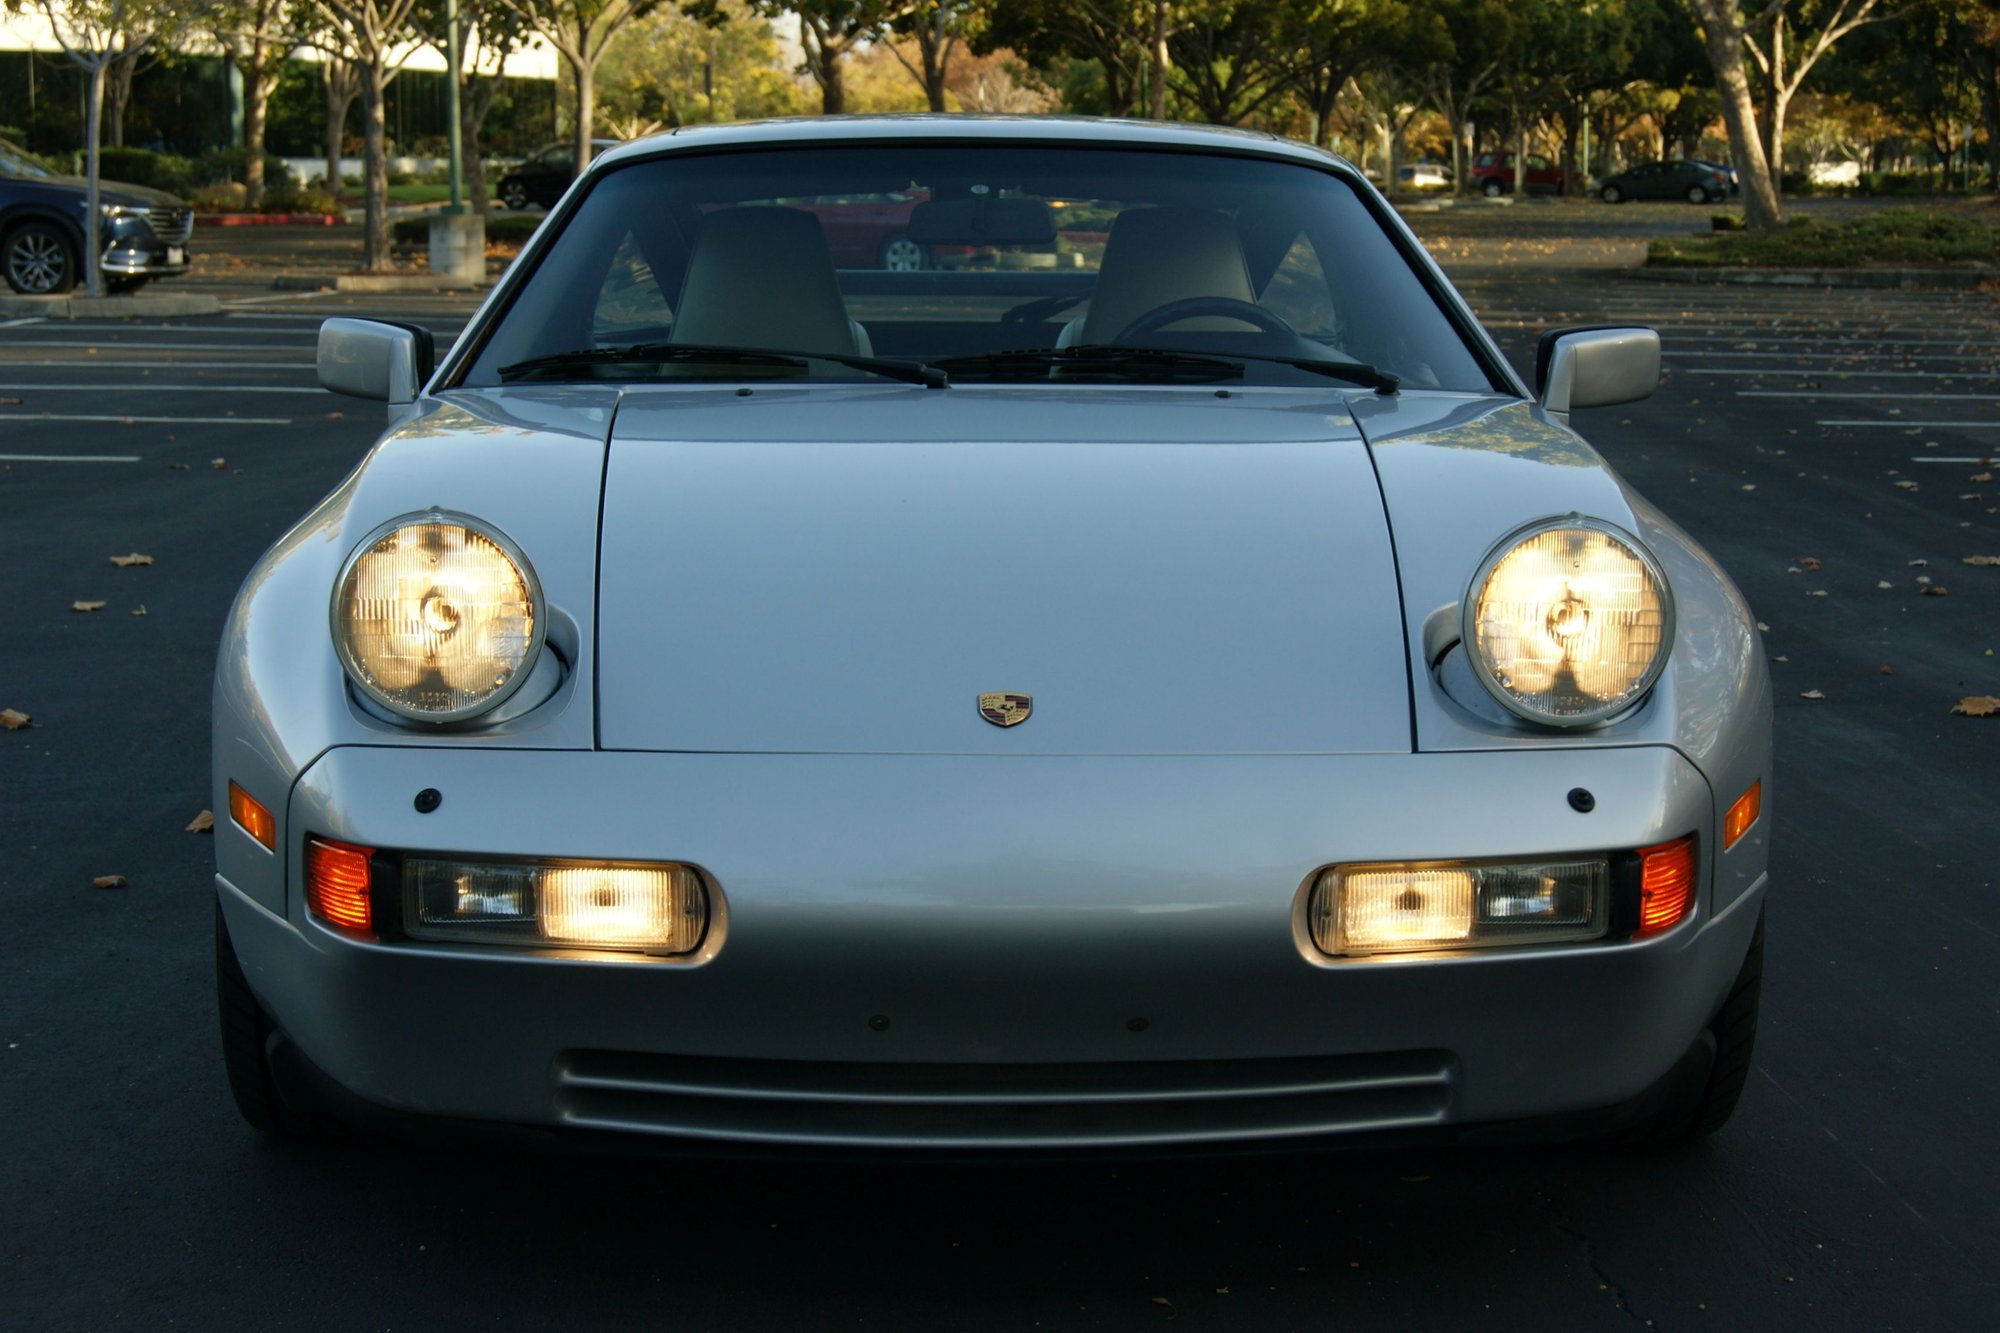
[332,512,543,722]
[1463,518,1672,727]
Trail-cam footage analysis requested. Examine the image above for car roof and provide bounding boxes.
[593,115,1353,176]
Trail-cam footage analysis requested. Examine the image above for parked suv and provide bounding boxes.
[1467,151,1578,197]
[0,138,193,295]
[496,140,620,210]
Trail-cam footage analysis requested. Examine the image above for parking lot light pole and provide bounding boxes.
[445,0,464,213]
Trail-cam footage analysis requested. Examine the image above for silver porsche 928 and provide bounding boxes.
[213,116,1771,1151]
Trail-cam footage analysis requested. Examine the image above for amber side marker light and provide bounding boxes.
[228,781,275,851]
[1723,781,1762,851]
[1635,835,1697,936]
[306,837,375,936]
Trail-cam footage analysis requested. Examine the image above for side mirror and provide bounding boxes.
[1535,326,1660,415]
[317,318,436,403]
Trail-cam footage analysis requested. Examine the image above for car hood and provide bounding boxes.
[37,175,186,208]
[595,385,1413,755]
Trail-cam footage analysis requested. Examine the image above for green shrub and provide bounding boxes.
[96,146,198,195]
[1648,208,2000,268]
[192,145,295,192]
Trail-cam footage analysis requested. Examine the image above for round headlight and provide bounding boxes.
[1462,517,1673,728]
[332,512,544,723]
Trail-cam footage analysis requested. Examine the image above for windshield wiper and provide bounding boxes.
[933,345,1246,383]
[498,341,948,389]
[1224,352,1399,394]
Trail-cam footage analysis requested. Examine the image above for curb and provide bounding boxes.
[0,291,222,318]
[273,272,485,293]
[1635,265,1997,289]
[198,213,345,227]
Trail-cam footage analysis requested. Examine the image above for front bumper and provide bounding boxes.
[219,745,1765,1149]
[101,209,192,278]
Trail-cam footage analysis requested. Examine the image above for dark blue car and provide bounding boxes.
[0,138,193,295]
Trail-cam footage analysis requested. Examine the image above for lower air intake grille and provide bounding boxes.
[553,1048,1456,1149]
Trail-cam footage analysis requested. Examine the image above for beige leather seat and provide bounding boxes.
[672,206,872,356]
[1058,206,1258,347]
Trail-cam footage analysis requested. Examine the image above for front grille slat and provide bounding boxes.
[554,1049,1456,1147]
[146,207,192,244]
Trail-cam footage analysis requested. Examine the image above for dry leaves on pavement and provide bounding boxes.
[91,875,127,889]
[0,708,31,730]
[1920,585,1950,597]
[1800,689,1826,700]
[108,552,154,567]
[1952,696,2000,717]
[1965,555,1999,567]
[186,810,215,833]
[1797,555,1822,570]
[129,605,146,617]
[71,600,106,613]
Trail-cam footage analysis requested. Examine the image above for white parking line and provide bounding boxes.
[0,413,292,424]
[1819,419,2000,428]
[0,453,140,462]
[1911,456,1996,463]
[1670,350,1997,363]
[0,340,316,351]
[0,317,46,328]
[0,360,313,369]
[1739,391,2000,400]
[1686,368,1992,379]
[0,383,326,394]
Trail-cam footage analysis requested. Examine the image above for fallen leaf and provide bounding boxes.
[91,874,127,889]
[1786,565,1802,574]
[1797,555,1822,570]
[129,605,146,617]
[1895,480,1919,491]
[1953,696,2000,717]
[71,600,106,612]
[1921,585,1949,597]
[1808,589,1828,597]
[186,809,215,833]
[1800,689,1826,700]
[1909,559,1929,567]
[1973,472,1994,483]
[1879,665,1895,675]
[0,708,31,730]
[210,457,227,469]
[1961,494,1986,501]
[108,553,153,567]
[1965,555,1999,567]
[1877,580,1893,589]
[1756,621,1770,632]
[0,395,20,405]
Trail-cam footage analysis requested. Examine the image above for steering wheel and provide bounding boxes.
[1112,296,1297,344]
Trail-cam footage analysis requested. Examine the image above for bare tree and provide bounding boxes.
[886,0,968,111]
[312,0,424,270]
[1683,0,1785,228]
[1742,0,1885,192]
[315,49,363,198]
[502,0,659,176]
[210,0,297,208]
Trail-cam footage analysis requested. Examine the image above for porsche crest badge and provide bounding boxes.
[978,692,1033,727]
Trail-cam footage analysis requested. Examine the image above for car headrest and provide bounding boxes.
[1079,206,1256,344]
[671,206,857,356]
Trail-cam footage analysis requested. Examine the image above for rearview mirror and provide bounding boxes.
[1535,326,1660,415]
[317,318,436,403]
[906,197,1057,246]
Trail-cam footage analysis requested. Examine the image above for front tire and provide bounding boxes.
[1482,179,1504,198]
[1600,184,1622,204]
[1639,911,1764,1144]
[499,180,529,211]
[1687,184,1710,204]
[3,220,79,295]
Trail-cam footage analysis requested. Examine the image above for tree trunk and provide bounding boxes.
[1688,0,1782,230]
[1766,86,1791,200]
[1149,2,1168,119]
[323,64,358,199]
[820,50,846,115]
[243,53,269,209]
[362,61,389,271]
[574,56,595,179]
[107,57,134,149]
[85,60,105,297]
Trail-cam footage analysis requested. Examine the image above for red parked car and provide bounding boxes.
[1468,151,1580,197]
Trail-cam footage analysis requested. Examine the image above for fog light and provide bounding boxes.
[404,857,706,954]
[1313,857,1608,956]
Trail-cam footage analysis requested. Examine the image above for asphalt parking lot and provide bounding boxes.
[3,220,1998,1328]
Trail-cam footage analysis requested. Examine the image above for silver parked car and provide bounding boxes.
[215,117,1771,1151]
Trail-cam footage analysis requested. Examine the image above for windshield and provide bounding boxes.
[0,139,58,179]
[462,144,1494,392]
